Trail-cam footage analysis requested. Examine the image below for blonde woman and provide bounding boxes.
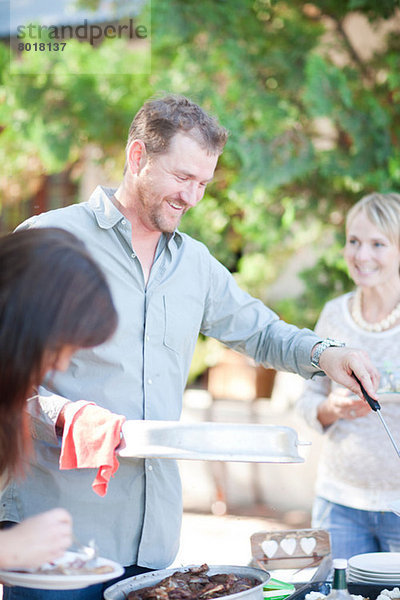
[297,193,400,559]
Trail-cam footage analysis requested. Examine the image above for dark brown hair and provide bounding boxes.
[0,228,118,480]
[126,94,229,158]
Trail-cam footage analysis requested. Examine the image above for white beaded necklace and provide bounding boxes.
[352,288,400,332]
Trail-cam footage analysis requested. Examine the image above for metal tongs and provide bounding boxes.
[354,373,400,459]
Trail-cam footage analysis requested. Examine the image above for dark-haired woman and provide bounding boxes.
[0,228,117,570]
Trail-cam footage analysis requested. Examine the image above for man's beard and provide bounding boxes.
[137,183,185,233]
[149,206,182,233]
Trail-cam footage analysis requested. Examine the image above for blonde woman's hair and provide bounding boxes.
[346,193,400,245]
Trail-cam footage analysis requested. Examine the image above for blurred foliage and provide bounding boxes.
[1,0,400,336]
[275,230,354,326]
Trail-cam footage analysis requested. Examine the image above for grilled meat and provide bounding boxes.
[126,565,258,600]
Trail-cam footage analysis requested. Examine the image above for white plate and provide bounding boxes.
[348,564,400,574]
[349,567,400,578]
[0,552,124,590]
[351,576,400,580]
[349,553,400,574]
[348,578,400,585]
[348,572,400,583]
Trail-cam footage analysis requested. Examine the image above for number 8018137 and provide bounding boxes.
[18,42,66,51]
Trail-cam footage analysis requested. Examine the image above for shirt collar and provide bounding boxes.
[88,186,124,229]
[88,185,183,247]
[166,230,183,249]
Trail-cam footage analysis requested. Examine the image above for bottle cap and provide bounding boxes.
[332,559,348,569]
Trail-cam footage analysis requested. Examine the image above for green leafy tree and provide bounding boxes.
[1,0,400,334]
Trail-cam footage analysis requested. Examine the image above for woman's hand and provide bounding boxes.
[0,508,72,570]
[317,386,371,427]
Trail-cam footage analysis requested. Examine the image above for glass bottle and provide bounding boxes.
[326,559,352,600]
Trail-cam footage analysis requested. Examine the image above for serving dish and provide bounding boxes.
[104,564,270,600]
[118,421,309,462]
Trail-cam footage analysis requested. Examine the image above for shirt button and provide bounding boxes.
[145,335,150,342]
[148,465,153,471]
[131,252,135,258]
[147,378,152,385]
[121,219,126,225]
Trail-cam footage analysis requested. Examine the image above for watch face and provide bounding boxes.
[311,339,344,368]
[326,338,338,346]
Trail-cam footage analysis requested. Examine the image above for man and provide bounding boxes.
[1,95,378,600]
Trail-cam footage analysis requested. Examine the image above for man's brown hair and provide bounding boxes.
[126,94,228,157]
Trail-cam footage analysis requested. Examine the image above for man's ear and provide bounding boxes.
[126,140,147,174]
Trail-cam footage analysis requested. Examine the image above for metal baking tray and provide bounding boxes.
[348,583,400,598]
[286,580,400,600]
[286,581,331,600]
[117,421,310,462]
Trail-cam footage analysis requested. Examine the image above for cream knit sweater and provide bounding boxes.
[297,291,400,511]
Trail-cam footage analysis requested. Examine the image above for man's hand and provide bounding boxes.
[318,346,380,401]
[56,403,68,434]
[55,401,76,436]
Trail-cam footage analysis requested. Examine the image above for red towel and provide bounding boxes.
[59,401,126,497]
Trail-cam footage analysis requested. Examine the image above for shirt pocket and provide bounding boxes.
[162,294,202,356]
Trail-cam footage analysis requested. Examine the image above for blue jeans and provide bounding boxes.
[312,497,400,560]
[2,565,153,600]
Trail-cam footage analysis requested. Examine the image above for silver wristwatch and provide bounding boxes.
[310,337,345,369]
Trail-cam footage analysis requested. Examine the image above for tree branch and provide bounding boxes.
[334,16,374,82]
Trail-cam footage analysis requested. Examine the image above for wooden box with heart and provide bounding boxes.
[250,528,331,573]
